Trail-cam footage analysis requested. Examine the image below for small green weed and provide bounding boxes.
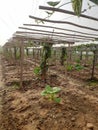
[11,83,20,90]
[67,65,73,71]
[74,64,84,71]
[34,66,41,75]
[41,85,61,103]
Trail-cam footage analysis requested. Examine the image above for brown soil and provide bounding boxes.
[1,57,98,130]
[0,76,98,130]
[0,56,6,130]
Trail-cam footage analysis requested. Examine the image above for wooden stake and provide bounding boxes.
[20,40,24,89]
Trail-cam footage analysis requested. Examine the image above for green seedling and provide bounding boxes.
[74,64,84,71]
[11,83,20,90]
[34,66,41,75]
[41,85,61,103]
[67,65,73,71]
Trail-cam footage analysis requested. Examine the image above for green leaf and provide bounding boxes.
[75,64,84,71]
[72,0,83,16]
[45,85,53,92]
[89,0,98,5]
[45,86,61,94]
[41,85,61,103]
[47,1,60,7]
[34,67,41,75]
[54,97,61,103]
[35,19,44,24]
[52,87,61,93]
[67,65,73,71]
[41,90,48,96]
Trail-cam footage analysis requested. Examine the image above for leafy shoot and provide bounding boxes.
[41,85,61,103]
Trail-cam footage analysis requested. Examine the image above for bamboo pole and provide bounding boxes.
[29,15,98,32]
[17,30,93,40]
[16,31,91,43]
[18,27,96,40]
[23,23,98,37]
[39,6,98,22]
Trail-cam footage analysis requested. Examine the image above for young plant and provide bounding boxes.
[41,85,61,103]
[67,64,73,71]
[12,82,20,90]
[74,64,84,71]
[34,66,41,78]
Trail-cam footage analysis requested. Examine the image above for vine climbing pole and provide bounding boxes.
[40,42,52,82]
[14,46,17,60]
[91,50,96,80]
[67,43,71,77]
[19,39,24,89]
[65,43,69,80]
[60,47,67,66]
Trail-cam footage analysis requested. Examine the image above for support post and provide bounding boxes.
[20,40,24,89]
[91,50,96,80]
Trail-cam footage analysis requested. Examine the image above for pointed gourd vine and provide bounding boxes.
[71,0,83,16]
[40,42,52,81]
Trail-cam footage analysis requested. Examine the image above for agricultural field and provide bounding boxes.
[0,1,98,130]
[0,43,98,130]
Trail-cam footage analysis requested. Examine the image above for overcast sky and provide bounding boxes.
[0,0,98,46]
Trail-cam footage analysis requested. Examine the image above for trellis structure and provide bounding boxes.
[3,2,98,88]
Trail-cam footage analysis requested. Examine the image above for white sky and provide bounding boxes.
[0,0,34,45]
[0,0,98,46]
